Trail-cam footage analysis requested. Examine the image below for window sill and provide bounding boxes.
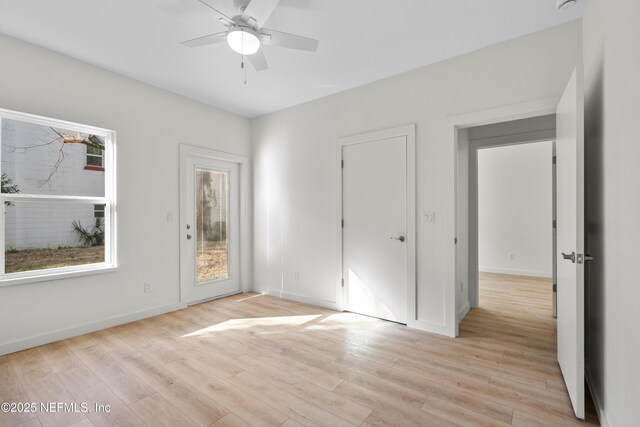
[0,264,117,288]
[84,165,105,172]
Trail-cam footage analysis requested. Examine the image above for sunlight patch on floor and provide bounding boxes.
[181,314,323,337]
[234,293,267,302]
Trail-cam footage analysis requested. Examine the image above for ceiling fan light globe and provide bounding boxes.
[227,28,260,55]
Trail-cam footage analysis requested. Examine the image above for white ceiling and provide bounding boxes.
[0,0,582,118]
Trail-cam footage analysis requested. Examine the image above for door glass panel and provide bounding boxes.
[195,169,229,284]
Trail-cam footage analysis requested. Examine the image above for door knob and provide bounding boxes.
[561,251,575,263]
[391,236,406,243]
[577,253,595,264]
[186,234,192,240]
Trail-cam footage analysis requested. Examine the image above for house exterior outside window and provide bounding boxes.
[0,108,116,285]
[85,144,104,171]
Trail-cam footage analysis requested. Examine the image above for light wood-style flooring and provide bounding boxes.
[1,273,599,426]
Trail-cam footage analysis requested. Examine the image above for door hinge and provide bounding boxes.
[553,156,557,165]
[341,278,344,287]
[341,160,344,168]
[553,219,557,229]
[454,237,457,244]
[341,219,344,228]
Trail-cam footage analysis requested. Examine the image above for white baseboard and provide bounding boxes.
[479,267,552,278]
[266,289,341,311]
[0,302,186,356]
[251,285,267,294]
[407,319,454,337]
[585,369,610,427]
[457,301,471,322]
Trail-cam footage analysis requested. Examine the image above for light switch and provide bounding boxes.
[167,212,174,223]
[422,211,436,224]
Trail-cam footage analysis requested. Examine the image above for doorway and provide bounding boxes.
[179,145,249,305]
[471,140,556,365]
[453,69,588,419]
[476,141,555,306]
[456,114,557,314]
[339,125,416,324]
[462,128,557,344]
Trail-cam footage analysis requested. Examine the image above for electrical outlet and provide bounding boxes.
[144,281,152,293]
[166,212,174,223]
[508,253,515,261]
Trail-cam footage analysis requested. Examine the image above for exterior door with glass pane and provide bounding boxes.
[181,154,240,304]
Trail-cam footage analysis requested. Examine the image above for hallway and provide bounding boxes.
[461,272,599,425]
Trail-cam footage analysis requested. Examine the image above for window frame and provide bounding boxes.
[0,108,117,287]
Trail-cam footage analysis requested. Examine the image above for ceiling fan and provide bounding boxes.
[181,0,319,71]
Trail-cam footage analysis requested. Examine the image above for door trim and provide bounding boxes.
[179,144,251,305]
[336,125,416,325]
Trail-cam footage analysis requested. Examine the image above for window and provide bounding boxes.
[0,108,116,285]
[86,144,104,170]
[94,204,106,218]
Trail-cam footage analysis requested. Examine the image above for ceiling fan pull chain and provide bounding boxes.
[241,29,247,85]
[243,53,247,85]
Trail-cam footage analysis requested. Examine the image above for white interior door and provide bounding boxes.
[342,136,407,323]
[556,68,585,419]
[181,155,240,304]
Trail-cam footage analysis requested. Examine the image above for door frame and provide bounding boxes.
[179,144,251,305]
[449,98,560,336]
[336,124,416,324]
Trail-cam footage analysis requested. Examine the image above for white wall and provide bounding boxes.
[0,33,250,354]
[477,142,553,278]
[251,21,581,334]
[583,0,640,425]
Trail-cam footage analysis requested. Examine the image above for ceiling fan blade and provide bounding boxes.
[197,0,234,25]
[181,31,228,48]
[233,0,251,11]
[242,0,281,26]
[261,28,319,52]
[278,0,315,10]
[249,49,269,71]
